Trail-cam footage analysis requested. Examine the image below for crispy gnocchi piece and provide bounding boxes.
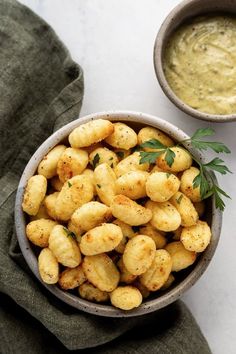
[79,282,109,302]
[26,219,58,247]
[157,147,192,172]
[89,147,119,169]
[44,192,59,220]
[38,248,59,284]
[59,265,86,290]
[146,172,180,202]
[146,200,181,232]
[94,163,117,206]
[140,224,167,249]
[137,127,174,151]
[123,235,156,275]
[50,176,63,191]
[113,219,136,239]
[170,192,199,227]
[110,286,142,310]
[105,122,138,150]
[150,165,168,174]
[49,225,81,267]
[30,200,49,221]
[161,273,175,290]
[69,119,114,148]
[80,223,123,256]
[55,175,94,221]
[117,258,137,284]
[115,234,128,254]
[82,254,120,292]
[57,147,88,182]
[37,145,66,178]
[165,241,197,272]
[116,171,148,200]
[22,175,47,216]
[114,152,149,178]
[194,201,205,218]
[180,167,201,202]
[83,142,103,154]
[71,201,112,232]
[140,250,172,291]
[111,195,152,226]
[181,220,211,252]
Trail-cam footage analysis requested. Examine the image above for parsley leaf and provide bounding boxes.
[139,151,164,164]
[165,148,176,167]
[63,227,76,239]
[203,158,232,175]
[68,181,72,188]
[140,139,167,150]
[92,153,100,169]
[191,128,215,139]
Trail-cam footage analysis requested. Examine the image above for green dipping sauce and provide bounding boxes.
[163,15,236,115]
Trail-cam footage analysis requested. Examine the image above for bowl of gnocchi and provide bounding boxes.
[15,111,222,317]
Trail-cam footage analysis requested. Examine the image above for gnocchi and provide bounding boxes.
[22,175,47,216]
[22,119,212,311]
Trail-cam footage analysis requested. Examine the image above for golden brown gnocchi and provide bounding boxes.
[170,191,199,227]
[105,122,138,150]
[71,201,112,232]
[49,225,81,267]
[55,175,94,221]
[146,200,181,232]
[38,145,66,179]
[181,220,211,252]
[69,119,114,148]
[59,265,86,290]
[26,219,58,247]
[123,235,156,275]
[137,127,174,150]
[94,163,117,206]
[89,147,119,168]
[140,250,172,291]
[79,282,109,302]
[44,192,59,220]
[38,248,59,284]
[157,147,192,172]
[165,241,197,272]
[57,147,88,182]
[82,254,120,292]
[180,167,201,202]
[22,175,47,216]
[146,172,180,202]
[116,171,148,200]
[140,224,167,249]
[110,286,142,310]
[114,152,149,177]
[111,195,152,226]
[117,258,137,284]
[80,223,123,256]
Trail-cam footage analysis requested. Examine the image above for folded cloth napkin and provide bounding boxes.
[0,1,212,353]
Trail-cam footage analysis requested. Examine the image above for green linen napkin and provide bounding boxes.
[0,0,212,353]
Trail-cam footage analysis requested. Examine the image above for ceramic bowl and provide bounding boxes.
[15,111,222,317]
[154,0,236,122]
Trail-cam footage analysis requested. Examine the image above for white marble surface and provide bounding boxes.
[18,1,236,353]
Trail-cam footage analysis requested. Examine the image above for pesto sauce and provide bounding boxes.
[163,15,236,115]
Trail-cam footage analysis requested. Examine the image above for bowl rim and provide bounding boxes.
[15,110,222,317]
[153,0,236,122]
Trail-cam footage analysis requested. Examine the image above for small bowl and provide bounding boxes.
[15,111,222,317]
[154,0,236,122]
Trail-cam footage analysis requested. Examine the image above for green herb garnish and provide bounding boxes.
[92,153,100,169]
[166,172,171,178]
[63,227,76,239]
[68,181,72,188]
[96,184,101,189]
[139,128,231,211]
[176,194,183,204]
[116,151,124,159]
